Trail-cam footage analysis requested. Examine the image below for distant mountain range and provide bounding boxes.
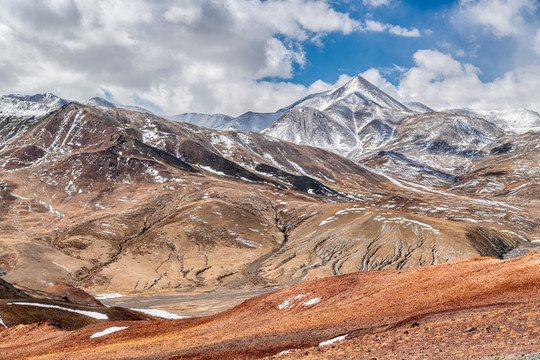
[2,77,539,196]
[3,76,539,136]
[0,75,538,294]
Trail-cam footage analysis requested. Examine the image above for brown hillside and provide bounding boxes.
[0,253,538,359]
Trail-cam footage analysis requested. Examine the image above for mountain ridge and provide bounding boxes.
[4,76,540,137]
[0,102,537,295]
[0,74,538,295]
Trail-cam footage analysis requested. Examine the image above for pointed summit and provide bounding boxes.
[262,74,413,156]
[293,75,410,112]
[83,97,117,108]
[327,75,410,111]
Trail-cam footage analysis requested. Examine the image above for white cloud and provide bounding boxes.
[362,0,393,7]
[258,38,306,79]
[361,68,401,99]
[163,4,202,24]
[458,0,537,37]
[0,0,367,115]
[364,20,420,37]
[366,49,540,112]
[364,20,386,32]
[388,25,421,37]
[0,0,423,116]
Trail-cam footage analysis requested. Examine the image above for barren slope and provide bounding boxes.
[0,278,150,331]
[0,253,538,359]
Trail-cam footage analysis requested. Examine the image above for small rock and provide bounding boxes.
[466,326,477,333]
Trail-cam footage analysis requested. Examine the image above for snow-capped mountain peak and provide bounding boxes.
[6,93,70,108]
[293,75,410,112]
[0,94,65,118]
[83,97,117,108]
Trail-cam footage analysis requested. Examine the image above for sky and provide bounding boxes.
[1,0,540,116]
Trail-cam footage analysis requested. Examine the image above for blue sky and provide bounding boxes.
[292,0,540,90]
[292,1,459,84]
[1,0,540,115]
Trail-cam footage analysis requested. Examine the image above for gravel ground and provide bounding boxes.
[477,354,540,360]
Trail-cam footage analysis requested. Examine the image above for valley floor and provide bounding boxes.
[98,287,279,318]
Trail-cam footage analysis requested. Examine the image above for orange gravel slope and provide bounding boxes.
[1,253,539,359]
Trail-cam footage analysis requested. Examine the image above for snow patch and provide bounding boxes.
[236,238,260,248]
[8,302,108,320]
[10,193,31,200]
[319,334,348,346]
[130,308,187,319]
[278,293,321,310]
[90,326,129,338]
[38,200,64,217]
[95,293,124,300]
[319,216,337,226]
[382,217,440,234]
[277,349,301,355]
[302,297,321,306]
[52,262,70,273]
[199,165,227,177]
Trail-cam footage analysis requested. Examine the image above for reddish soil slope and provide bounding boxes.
[0,253,538,359]
[43,283,103,306]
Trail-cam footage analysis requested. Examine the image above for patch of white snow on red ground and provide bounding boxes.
[278,293,321,310]
[302,297,321,306]
[277,349,301,355]
[8,302,108,320]
[319,334,348,346]
[90,326,129,338]
[198,165,227,176]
